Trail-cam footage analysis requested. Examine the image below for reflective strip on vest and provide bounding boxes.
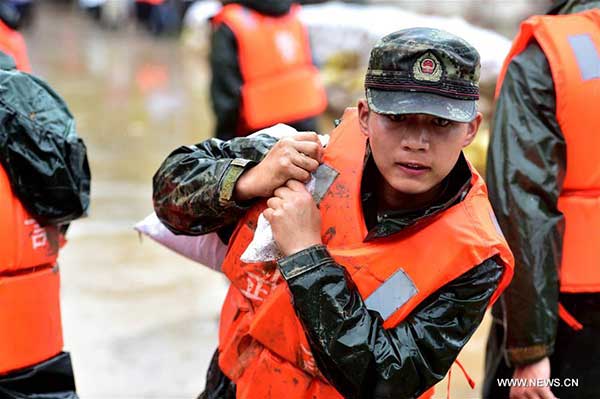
[568,34,600,80]
[364,268,418,320]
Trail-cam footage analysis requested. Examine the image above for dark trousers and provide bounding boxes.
[0,352,78,399]
[198,349,236,399]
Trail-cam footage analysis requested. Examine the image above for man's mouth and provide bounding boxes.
[397,162,430,171]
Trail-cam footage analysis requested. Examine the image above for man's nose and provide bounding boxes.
[401,127,430,151]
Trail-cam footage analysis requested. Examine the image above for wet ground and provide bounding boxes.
[24,3,492,398]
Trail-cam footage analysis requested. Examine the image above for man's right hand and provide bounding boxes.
[509,357,557,399]
[234,132,323,202]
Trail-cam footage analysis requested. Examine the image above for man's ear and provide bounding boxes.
[462,112,482,148]
[357,99,370,137]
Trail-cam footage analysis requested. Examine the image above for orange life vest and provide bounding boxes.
[496,10,600,293]
[216,108,515,399]
[0,19,31,73]
[212,4,327,134]
[0,164,64,375]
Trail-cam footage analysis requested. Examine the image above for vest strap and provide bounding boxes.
[445,359,475,399]
[558,302,583,331]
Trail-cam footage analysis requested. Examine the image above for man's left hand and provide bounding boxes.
[264,179,322,256]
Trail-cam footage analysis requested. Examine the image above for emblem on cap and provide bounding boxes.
[412,52,442,82]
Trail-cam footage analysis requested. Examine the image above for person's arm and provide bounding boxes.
[210,23,243,140]
[486,41,565,366]
[152,134,277,236]
[277,247,503,399]
[152,132,323,236]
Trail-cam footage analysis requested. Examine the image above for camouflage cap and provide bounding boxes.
[365,27,481,122]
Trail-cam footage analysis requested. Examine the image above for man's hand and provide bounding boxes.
[263,179,322,256]
[234,132,323,202]
[510,357,557,399]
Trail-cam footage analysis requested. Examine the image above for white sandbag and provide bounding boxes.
[240,175,319,263]
[134,212,228,272]
[137,124,329,268]
[241,128,330,263]
[249,123,298,139]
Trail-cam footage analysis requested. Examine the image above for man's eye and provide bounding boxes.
[433,118,451,127]
[387,114,407,122]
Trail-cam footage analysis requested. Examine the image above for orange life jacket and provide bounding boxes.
[216,108,515,399]
[0,19,31,73]
[496,10,600,294]
[212,4,327,134]
[0,164,64,375]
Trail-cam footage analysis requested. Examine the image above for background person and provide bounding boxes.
[483,1,600,398]
[0,48,90,399]
[210,0,327,140]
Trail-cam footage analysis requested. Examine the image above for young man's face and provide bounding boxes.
[358,99,481,207]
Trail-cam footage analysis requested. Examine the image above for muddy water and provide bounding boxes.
[23,3,491,398]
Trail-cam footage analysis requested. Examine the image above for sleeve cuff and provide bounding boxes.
[507,344,553,366]
[278,244,332,280]
[218,158,256,207]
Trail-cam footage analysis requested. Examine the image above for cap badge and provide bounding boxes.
[413,53,442,82]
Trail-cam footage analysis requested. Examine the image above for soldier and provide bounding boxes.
[0,51,89,399]
[210,0,327,140]
[484,1,600,398]
[154,28,514,399]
